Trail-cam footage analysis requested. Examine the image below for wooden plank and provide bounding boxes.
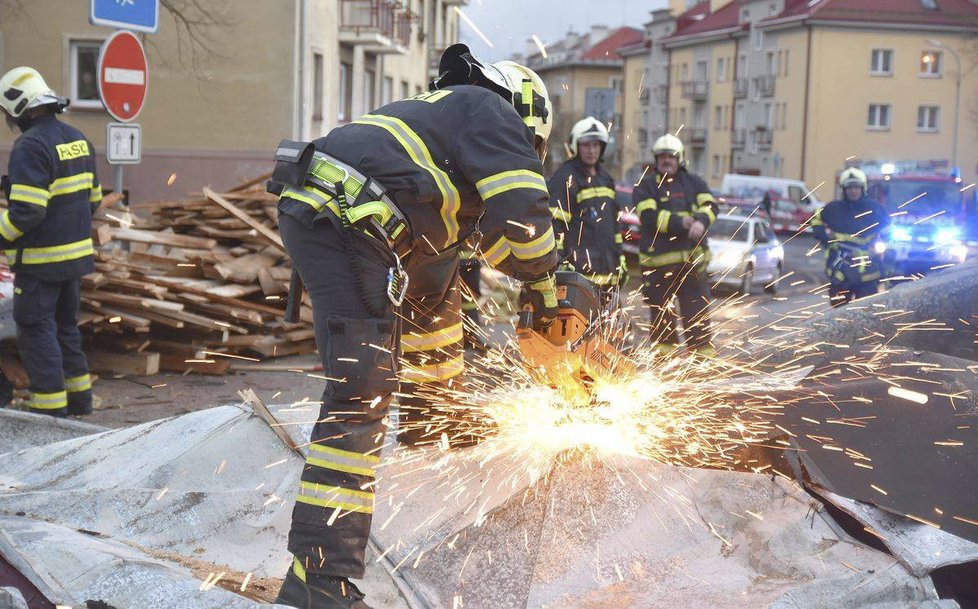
[227,172,273,193]
[158,353,232,376]
[112,227,218,250]
[239,389,303,456]
[93,222,114,246]
[204,186,284,252]
[88,350,160,376]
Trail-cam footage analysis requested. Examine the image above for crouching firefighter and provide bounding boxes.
[633,134,718,356]
[0,67,99,417]
[268,44,559,609]
[547,117,626,292]
[811,167,890,307]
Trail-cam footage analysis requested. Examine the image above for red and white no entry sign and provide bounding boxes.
[97,30,148,122]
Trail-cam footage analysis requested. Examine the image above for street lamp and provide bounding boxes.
[926,38,961,168]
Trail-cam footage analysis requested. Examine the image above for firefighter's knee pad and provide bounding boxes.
[320,315,398,403]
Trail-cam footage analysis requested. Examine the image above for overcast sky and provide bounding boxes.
[457,0,667,62]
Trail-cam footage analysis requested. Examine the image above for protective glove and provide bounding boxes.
[617,254,629,286]
[518,274,558,330]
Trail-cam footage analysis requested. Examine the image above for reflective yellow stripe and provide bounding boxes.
[356,114,461,248]
[64,373,92,393]
[636,198,658,214]
[641,246,709,268]
[576,186,616,202]
[292,558,307,583]
[696,192,715,206]
[296,481,374,514]
[31,390,67,410]
[509,226,555,261]
[551,207,572,222]
[282,186,341,217]
[402,323,464,353]
[307,443,379,477]
[0,211,24,241]
[482,236,511,267]
[656,210,672,232]
[810,210,823,226]
[400,354,465,383]
[6,238,93,265]
[615,233,623,244]
[49,172,94,197]
[9,184,49,206]
[475,169,548,201]
[89,186,102,204]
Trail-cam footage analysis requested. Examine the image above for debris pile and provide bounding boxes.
[81,175,314,375]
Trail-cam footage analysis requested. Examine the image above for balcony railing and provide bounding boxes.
[340,0,397,38]
[757,127,773,148]
[733,78,747,99]
[639,88,650,105]
[393,9,414,47]
[754,74,776,97]
[680,80,709,101]
[687,128,708,145]
[731,128,746,148]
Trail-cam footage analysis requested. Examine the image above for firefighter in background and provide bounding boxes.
[633,134,718,355]
[811,167,890,307]
[269,44,558,609]
[0,67,98,417]
[547,117,626,290]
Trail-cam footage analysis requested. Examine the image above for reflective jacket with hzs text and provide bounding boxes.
[632,168,717,268]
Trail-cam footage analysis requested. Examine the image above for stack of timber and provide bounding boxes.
[82,176,316,376]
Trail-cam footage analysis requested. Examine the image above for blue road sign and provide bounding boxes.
[90,0,160,34]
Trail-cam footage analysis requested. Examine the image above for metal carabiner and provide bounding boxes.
[387,252,409,307]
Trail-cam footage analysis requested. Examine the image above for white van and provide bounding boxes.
[720,174,825,212]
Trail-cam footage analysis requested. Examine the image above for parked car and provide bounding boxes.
[706,212,785,295]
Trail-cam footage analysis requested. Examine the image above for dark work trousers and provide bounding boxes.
[829,281,878,308]
[13,273,91,416]
[459,257,482,326]
[280,213,398,580]
[641,263,713,350]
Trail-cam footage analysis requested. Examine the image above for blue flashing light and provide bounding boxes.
[936,227,961,244]
[891,226,913,241]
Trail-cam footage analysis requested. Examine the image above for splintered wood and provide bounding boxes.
[83,174,316,375]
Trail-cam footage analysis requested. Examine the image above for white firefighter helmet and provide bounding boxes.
[430,45,552,153]
[0,67,67,118]
[569,116,609,158]
[652,133,685,167]
[839,167,868,191]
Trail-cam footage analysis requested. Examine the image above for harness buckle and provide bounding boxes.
[387,253,409,307]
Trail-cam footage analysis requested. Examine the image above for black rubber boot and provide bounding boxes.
[275,565,372,609]
[67,389,93,416]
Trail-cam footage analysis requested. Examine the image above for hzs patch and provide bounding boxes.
[56,140,90,161]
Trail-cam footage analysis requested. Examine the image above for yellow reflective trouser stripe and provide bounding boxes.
[656,210,672,233]
[292,557,307,583]
[31,390,67,410]
[49,172,94,197]
[355,114,461,248]
[482,236,510,267]
[615,233,623,244]
[0,211,24,241]
[640,246,710,268]
[551,206,572,222]
[402,322,464,353]
[6,238,94,265]
[510,226,555,261]
[576,186,616,202]
[65,374,92,393]
[307,443,379,477]
[9,184,49,206]
[400,354,464,383]
[696,192,715,206]
[296,481,374,514]
[636,198,658,214]
[475,169,548,201]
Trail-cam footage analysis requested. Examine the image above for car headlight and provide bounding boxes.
[770,245,784,259]
[891,226,912,242]
[936,227,961,244]
[950,244,968,261]
[872,241,887,255]
[714,250,742,268]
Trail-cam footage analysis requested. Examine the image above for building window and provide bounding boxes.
[751,25,764,51]
[716,57,726,82]
[400,80,409,100]
[381,76,393,106]
[713,154,721,178]
[695,60,708,82]
[680,63,688,81]
[867,103,891,130]
[920,51,942,76]
[917,105,939,131]
[70,40,103,109]
[312,52,324,121]
[714,105,723,130]
[870,49,893,75]
[766,51,775,75]
[338,62,351,121]
[782,49,789,77]
[610,76,623,93]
